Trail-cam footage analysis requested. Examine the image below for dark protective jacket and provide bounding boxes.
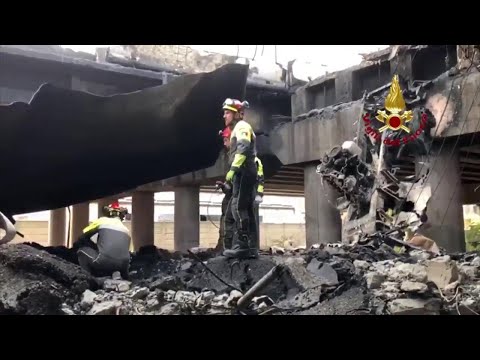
[77,216,131,263]
[229,120,257,173]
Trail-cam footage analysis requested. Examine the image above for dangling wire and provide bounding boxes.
[206,189,221,229]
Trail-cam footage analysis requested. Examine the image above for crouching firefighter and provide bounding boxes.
[73,201,131,279]
[221,98,258,259]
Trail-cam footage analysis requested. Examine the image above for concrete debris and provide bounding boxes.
[88,301,122,315]
[388,298,441,315]
[81,290,98,310]
[2,241,480,315]
[426,257,459,289]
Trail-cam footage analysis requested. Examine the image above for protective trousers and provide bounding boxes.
[218,191,235,250]
[77,246,129,279]
[231,166,257,249]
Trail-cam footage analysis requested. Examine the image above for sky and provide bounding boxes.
[61,45,388,81]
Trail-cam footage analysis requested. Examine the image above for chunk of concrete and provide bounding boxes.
[354,260,370,271]
[306,259,338,285]
[131,287,149,300]
[103,279,131,292]
[80,289,98,309]
[87,301,122,315]
[149,275,185,291]
[400,281,428,293]
[388,298,441,315]
[158,302,181,315]
[426,257,459,289]
[471,256,480,267]
[272,256,324,290]
[365,272,385,289]
[389,263,427,283]
[459,265,478,280]
[226,290,243,307]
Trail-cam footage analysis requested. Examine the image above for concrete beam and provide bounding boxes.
[48,208,67,247]
[174,186,200,252]
[270,101,364,165]
[426,72,480,138]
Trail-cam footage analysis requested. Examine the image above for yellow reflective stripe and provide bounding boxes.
[257,184,264,193]
[232,154,246,168]
[255,157,264,177]
[82,216,126,234]
[82,218,102,233]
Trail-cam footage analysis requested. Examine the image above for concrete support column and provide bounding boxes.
[304,164,342,248]
[131,191,155,250]
[48,208,67,247]
[97,198,111,218]
[70,202,90,247]
[174,186,200,252]
[416,145,465,253]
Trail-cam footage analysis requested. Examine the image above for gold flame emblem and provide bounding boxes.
[375,75,413,133]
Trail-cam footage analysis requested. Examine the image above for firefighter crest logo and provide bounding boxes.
[362,75,427,146]
[375,75,413,133]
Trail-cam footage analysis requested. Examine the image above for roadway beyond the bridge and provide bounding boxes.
[0,63,249,216]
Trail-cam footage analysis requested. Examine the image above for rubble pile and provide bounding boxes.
[1,241,478,315]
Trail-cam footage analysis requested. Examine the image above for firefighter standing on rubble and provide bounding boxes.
[73,201,131,279]
[215,125,264,252]
[220,98,259,259]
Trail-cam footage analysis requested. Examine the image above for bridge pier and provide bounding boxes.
[70,202,90,246]
[416,144,465,253]
[48,207,67,246]
[304,164,342,247]
[174,186,200,252]
[131,191,154,250]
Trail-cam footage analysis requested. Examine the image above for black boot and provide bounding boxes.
[223,234,251,259]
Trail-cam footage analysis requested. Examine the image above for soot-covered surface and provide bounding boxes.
[0,64,248,216]
[0,244,96,314]
[8,241,480,315]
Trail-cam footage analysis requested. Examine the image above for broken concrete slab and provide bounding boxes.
[388,298,441,315]
[389,263,428,283]
[87,301,122,315]
[459,265,478,280]
[295,286,369,315]
[0,244,96,315]
[81,290,98,310]
[104,279,131,292]
[400,281,428,293]
[306,259,339,285]
[426,257,459,289]
[365,272,385,289]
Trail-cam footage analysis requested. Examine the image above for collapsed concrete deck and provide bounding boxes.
[2,242,479,315]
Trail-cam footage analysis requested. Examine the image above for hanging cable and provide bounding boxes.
[206,189,221,229]
[252,45,258,61]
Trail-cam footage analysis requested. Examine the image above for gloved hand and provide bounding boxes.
[255,194,263,204]
[226,170,235,182]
